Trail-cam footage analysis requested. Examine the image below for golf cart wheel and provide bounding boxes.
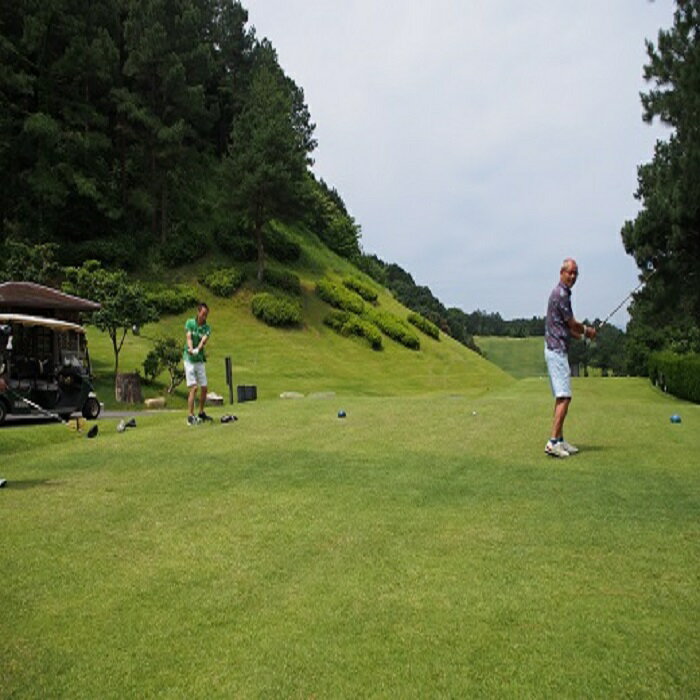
[82,396,101,420]
[0,399,7,426]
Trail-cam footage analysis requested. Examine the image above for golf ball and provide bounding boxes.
[670,414,682,424]
[338,410,346,418]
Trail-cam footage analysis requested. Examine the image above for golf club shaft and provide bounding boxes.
[8,389,67,424]
[598,269,656,329]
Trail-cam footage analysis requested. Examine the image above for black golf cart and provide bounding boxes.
[0,313,101,425]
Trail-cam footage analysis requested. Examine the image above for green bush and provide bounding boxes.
[407,312,440,340]
[251,293,302,327]
[215,219,258,262]
[343,276,378,303]
[161,225,208,267]
[217,233,257,261]
[316,278,365,314]
[324,310,383,350]
[365,309,420,350]
[648,351,700,403]
[263,268,302,296]
[265,226,301,262]
[199,267,246,297]
[144,284,199,316]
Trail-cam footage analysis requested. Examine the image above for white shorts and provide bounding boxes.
[544,347,571,398]
[184,359,207,388]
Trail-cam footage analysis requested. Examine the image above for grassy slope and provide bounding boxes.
[476,335,547,379]
[89,225,512,406]
[1,378,698,696]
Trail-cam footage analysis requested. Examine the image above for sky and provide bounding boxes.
[242,0,675,325]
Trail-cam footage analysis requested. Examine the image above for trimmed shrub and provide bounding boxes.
[365,309,420,350]
[217,232,257,261]
[324,310,382,350]
[265,226,301,262]
[199,267,246,297]
[343,276,378,303]
[145,284,199,316]
[251,293,302,327]
[263,268,302,296]
[407,312,440,340]
[316,278,365,314]
[648,351,700,403]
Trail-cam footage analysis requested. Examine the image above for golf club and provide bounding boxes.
[6,388,95,435]
[598,260,657,329]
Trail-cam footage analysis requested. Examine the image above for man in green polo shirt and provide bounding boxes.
[183,302,212,425]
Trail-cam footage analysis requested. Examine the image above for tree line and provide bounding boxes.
[621,1,700,373]
[0,0,361,274]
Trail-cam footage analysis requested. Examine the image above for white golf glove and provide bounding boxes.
[191,348,199,356]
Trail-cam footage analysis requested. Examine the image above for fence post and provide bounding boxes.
[225,356,233,404]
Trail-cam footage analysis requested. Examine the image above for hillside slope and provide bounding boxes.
[87,224,513,405]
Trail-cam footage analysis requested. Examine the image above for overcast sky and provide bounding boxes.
[243,0,674,325]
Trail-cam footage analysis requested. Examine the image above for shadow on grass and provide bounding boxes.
[3,479,64,490]
[574,445,609,453]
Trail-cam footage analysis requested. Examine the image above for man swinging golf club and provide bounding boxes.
[544,258,596,457]
[184,302,212,426]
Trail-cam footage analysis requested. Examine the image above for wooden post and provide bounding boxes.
[225,356,233,405]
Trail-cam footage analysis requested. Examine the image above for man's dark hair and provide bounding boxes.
[198,302,209,311]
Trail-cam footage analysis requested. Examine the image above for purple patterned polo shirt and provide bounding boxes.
[545,281,573,353]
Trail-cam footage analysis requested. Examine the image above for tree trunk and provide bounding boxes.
[161,177,168,244]
[115,372,143,403]
[255,222,265,282]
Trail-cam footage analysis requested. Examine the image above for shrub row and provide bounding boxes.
[199,266,246,297]
[144,284,199,316]
[365,309,420,350]
[251,293,302,327]
[407,312,440,340]
[343,276,378,303]
[324,311,382,350]
[316,278,365,314]
[648,351,700,403]
[263,268,302,296]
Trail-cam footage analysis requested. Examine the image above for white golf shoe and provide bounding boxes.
[544,441,570,458]
[559,440,579,454]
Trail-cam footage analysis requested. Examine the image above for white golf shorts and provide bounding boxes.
[184,359,207,388]
[544,347,571,398]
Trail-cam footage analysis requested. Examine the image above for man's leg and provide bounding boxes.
[188,384,198,416]
[199,385,208,414]
[551,397,571,440]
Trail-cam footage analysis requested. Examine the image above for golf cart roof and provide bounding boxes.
[0,282,100,313]
[0,313,86,334]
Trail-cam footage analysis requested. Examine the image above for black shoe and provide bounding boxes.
[198,411,213,422]
[87,425,99,439]
[125,418,137,429]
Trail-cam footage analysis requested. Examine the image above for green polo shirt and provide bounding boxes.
[183,318,211,363]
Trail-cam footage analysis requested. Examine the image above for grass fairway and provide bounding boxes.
[1,378,698,696]
[476,336,547,379]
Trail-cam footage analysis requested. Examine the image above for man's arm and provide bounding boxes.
[567,317,596,340]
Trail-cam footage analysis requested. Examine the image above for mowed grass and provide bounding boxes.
[476,336,547,379]
[87,226,513,408]
[1,378,698,697]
